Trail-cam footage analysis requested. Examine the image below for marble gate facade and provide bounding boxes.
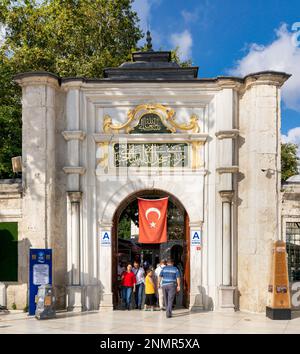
[0,48,290,313]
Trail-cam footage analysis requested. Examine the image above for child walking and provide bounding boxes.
[144,269,157,311]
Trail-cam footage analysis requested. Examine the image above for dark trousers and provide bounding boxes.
[162,283,177,317]
[122,286,133,309]
[135,283,144,308]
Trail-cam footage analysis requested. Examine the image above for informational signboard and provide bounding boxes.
[101,231,111,247]
[29,249,52,316]
[191,230,201,247]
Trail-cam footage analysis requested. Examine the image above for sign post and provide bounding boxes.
[29,249,52,316]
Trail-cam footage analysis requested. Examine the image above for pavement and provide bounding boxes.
[0,309,300,334]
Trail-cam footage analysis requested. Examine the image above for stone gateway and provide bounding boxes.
[0,44,290,313]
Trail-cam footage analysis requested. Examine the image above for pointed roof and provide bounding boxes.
[103,31,198,80]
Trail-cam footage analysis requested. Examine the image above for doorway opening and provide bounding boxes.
[112,189,190,309]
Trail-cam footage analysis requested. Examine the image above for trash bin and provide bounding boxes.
[35,284,56,319]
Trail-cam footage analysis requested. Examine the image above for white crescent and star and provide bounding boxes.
[145,207,161,228]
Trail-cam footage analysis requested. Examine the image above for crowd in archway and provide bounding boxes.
[117,258,182,318]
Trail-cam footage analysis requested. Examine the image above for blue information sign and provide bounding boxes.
[29,248,52,316]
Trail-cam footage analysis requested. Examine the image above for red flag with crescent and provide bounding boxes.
[138,197,168,244]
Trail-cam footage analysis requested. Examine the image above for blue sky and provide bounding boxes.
[133,0,300,150]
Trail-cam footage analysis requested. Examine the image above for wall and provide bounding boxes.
[237,74,288,312]
[0,179,26,309]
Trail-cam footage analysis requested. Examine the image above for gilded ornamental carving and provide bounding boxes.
[103,104,200,134]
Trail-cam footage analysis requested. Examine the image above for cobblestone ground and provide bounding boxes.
[0,309,300,334]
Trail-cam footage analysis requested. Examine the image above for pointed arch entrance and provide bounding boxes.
[112,189,190,309]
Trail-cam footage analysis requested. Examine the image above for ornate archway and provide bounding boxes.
[111,189,190,309]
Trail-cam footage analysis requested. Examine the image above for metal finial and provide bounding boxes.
[146,30,153,51]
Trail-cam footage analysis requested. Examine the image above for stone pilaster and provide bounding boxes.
[237,72,290,312]
[98,223,113,311]
[14,73,60,250]
[189,222,204,311]
[218,191,236,311]
[66,191,83,311]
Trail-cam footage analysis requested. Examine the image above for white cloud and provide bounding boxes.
[181,9,199,24]
[229,24,300,112]
[282,127,300,157]
[170,30,192,61]
[132,0,152,33]
[132,0,162,46]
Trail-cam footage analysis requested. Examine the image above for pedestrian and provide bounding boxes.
[117,261,126,305]
[132,261,145,310]
[158,258,180,318]
[154,259,166,310]
[144,269,157,311]
[121,263,136,310]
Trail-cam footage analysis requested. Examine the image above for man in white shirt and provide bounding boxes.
[154,259,166,310]
[132,261,145,310]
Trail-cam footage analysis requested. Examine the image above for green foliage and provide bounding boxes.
[281,143,299,182]
[170,47,192,67]
[118,216,131,240]
[0,57,22,178]
[0,0,142,178]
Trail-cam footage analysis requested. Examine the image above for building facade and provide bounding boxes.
[0,47,291,313]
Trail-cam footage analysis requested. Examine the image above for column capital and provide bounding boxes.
[219,190,234,203]
[99,221,113,229]
[68,191,82,202]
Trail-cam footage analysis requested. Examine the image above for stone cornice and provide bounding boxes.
[243,71,291,91]
[62,131,86,141]
[215,129,239,139]
[61,79,85,91]
[63,167,86,175]
[14,71,60,88]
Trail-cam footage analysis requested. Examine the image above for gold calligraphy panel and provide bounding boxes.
[114,143,188,168]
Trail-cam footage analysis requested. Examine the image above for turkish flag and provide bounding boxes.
[138,197,168,244]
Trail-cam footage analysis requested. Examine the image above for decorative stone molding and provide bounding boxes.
[219,190,234,203]
[243,71,291,91]
[215,78,243,90]
[215,129,239,140]
[93,133,208,144]
[62,131,86,141]
[189,221,203,229]
[0,209,22,219]
[63,167,86,175]
[14,72,60,89]
[216,166,239,174]
[99,222,113,229]
[67,191,82,203]
[103,103,200,134]
[218,286,237,311]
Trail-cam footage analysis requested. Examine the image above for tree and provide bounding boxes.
[0,0,142,178]
[281,143,299,182]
